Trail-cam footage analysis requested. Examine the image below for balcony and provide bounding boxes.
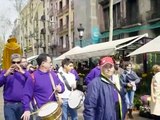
[71,21,74,30]
[121,15,142,27]
[99,0,109,6]
[48,7,54,17]
[63,5,69,14]
[146,10,160,22]
[63,24,69,33]
[57,45,69,53]
[57,9,63,17]
[48,25,54,33]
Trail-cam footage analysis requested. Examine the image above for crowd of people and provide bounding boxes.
[0,53,159,120]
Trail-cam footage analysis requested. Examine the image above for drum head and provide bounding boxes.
[68,90,84,109]
[38,102,58,117]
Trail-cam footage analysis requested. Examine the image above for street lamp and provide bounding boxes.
[77,23,84,47]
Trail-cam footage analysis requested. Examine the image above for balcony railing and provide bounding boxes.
[71,21,74,29]
[57,8,63,17]
[146,10,160,22]
[48,25,54,33]
[63,24,69,32]
[57,45,69,53]
[63,5,69,14]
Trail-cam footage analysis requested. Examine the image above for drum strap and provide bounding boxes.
[59,72,72,91]
[49,72,62,104]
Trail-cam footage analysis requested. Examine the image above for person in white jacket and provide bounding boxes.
[150,65,160,120]
[57,58,77,120]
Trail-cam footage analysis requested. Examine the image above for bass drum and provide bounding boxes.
[38,102,62,120]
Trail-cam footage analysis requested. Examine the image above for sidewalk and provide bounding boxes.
[77,106,152,120]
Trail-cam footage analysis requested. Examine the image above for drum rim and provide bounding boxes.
[38,102,59,116]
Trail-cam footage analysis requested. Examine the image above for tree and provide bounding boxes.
[9,0,28,14]
[0,15,12,41]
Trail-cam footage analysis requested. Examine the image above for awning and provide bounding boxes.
[54,46,82,61]
[128,35,160,56]
[116,33,148,50]
[67,34,148,59]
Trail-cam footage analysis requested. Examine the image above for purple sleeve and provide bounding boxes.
[0,71,7,86]
[52,72,65,93]
[84,81,99,119]
[85,69,95,85]
[22,76,34,111]
[71,69,79,80]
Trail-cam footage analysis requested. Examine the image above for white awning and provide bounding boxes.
[54,46,82,61]
[128,35,160,56]
[67,34,148,59]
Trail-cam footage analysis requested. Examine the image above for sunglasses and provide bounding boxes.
[12,61,21,64]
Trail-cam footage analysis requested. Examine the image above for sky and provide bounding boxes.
[0,0,18,40]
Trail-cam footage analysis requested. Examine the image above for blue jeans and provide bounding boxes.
[125,90,135,109]
[4,102,24,120]
[61,98,78,120]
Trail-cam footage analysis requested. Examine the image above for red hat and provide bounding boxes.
[99,56,114,66]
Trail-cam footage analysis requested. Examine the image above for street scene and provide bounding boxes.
[0,0,160,120]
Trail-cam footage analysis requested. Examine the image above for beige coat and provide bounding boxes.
[150,72,160,116]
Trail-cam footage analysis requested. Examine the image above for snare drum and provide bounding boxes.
[38,102,62,120]
[68,90,84,109]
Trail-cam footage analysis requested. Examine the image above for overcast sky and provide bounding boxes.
[0,0,18,40]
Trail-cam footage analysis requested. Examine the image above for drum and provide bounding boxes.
[68,90,85,109]
[38,102,62,120]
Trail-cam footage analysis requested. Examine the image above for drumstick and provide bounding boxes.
[48,89,56,100]
[30,110,39,115]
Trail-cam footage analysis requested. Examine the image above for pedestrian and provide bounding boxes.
[0,53,30,120]
[120,62,140,119]
[150,65,160,120]
[85,63,100,85]
[114,59,124,75]
[57,58,77,120]
[21,53,65,120]
[20,57,28,70]
[83,56,126,120]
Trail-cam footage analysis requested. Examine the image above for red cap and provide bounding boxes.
[99,56,114,66]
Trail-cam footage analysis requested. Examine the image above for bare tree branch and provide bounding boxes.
[9,0,28,13]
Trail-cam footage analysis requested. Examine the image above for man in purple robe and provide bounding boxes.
[21,53,65,120]
[0,53,30,120]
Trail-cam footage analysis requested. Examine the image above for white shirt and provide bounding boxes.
[58,67,76,98]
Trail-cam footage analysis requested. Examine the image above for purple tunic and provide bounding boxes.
[85,66,101,85]
[22,69,65,111]
[0,70,29,102]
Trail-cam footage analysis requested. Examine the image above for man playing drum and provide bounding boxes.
[57,58,78,120]
[21,53,65,120]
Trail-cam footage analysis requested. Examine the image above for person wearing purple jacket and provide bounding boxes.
[85,65,101,85]
[70,68,79,81]
[21,53,65,120]
[0,53,30,120]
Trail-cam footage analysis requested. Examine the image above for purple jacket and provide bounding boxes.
[22,69,65,111]
[0,70,30,102]
[84,76,127,120]
[70,69,79,80]
[85,66,100,85]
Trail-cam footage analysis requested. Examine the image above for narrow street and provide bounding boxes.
[0,88,152,120]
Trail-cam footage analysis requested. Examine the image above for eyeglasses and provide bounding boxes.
[12,61,21,64]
